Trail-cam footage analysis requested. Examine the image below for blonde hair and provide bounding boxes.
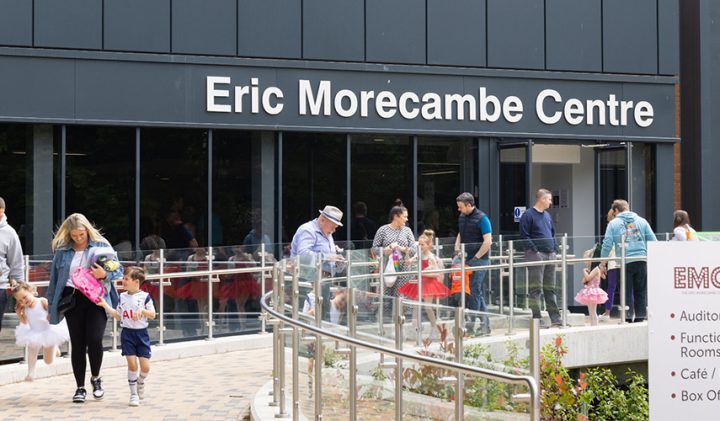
[419,229,435,245]
[51,213,108,252]
[9,279,36,298]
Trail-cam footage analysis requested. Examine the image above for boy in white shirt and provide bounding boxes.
[98,266,156,407]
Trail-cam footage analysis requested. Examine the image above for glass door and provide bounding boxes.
[596,144,628,235]
[498,140,531,236]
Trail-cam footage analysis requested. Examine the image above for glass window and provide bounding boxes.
[351,134,412,248]
[65,126,136,251]
[282,132,347,244]
[140,128,208,252]
[0,124,34,253]
[212,130,269,250]
[598,147,626,234]
[417,136,475,238]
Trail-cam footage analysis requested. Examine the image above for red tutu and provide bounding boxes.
[398,277,450,299]
[216,277,239,300]
[235,274,260,298]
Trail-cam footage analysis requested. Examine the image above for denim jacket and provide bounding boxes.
[47,240,123,324]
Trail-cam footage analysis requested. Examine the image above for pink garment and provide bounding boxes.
[575,272,608,305]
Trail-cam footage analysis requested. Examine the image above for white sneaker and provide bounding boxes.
[598,314,610,322]
[129,394,140,407]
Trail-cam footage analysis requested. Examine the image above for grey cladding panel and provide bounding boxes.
[104,0,170,53]
[0,0,32,46]
[238,0,301,59]
[603,0,657,74]
[427,0,486,67]
[303,0,364,62]
[487,0,544,70]
[546,0,601,72]
[0,56,75,119]
[34,0,102,49]
[366,0,425,64]
[658,0,679,75]
[173,0,236,56]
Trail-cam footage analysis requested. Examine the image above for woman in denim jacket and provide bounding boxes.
[47,213,123,404]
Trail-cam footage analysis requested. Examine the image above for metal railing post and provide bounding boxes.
[498,235,504,316]
[561,235,568,328]
[454,308,465,420]
[111,317,118,351]
[416,241,422,345]
[291,260,300,421]
[207,246,214,340]
[377,247,385,336]
[270,263,280,407]
[500,240,506,314]
[349,288,358,421]
[394,297,404,421]
[507,241,515,335]
[277,262,289,418]
[261,243,267,333]
[620,235,627,324]
[314,256,323,419]
[158,249,165,346]
[460,243,466,311]
[530,318,541,421]
[23,254,29,284]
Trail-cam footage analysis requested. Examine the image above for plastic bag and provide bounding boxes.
[384,252,399,287]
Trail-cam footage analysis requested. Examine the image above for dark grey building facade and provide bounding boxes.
[0,0,680,256]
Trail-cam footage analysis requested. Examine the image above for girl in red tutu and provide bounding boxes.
[575,263,608,326]
[399,230,449,337]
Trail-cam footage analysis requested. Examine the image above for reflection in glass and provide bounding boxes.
[598,148,626,234]
[140,128,208,254]
[417,136,475,238]
[65,126,136,254]
[0,124,33,253]
[351,134,412,249]
[282,133,347,246]
[212,130,263,251]
[499,143,528,235]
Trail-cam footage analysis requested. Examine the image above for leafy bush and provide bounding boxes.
[402,331,648,419]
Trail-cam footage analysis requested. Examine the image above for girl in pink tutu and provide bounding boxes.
[399,230,450,338]
[12,280,69,381]
[575,263,608,326]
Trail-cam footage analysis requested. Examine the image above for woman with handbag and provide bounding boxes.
[46,213,123,404]
[372,202,416,320]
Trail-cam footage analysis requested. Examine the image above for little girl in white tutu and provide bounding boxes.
[12,280,69,381]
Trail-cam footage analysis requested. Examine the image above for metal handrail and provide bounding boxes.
[260,290,540,419]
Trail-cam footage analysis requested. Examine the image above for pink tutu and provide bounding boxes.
[575,286,608,305]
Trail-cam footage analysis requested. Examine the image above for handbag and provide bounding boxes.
[57,289,76,322]
[70,267,106,304]
[383,254,398,288]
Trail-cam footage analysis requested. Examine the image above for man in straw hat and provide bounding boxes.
[291,206,346,317]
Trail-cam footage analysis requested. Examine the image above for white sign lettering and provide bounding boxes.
[205,76,656,128]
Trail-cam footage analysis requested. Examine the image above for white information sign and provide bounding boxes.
[648,242,720,420]
[513,206,526,223]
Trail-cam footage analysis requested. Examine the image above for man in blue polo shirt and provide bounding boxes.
[520,189,561,327]
[454,192,492,335]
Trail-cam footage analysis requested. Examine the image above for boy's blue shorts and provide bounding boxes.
[121,328,152,359]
